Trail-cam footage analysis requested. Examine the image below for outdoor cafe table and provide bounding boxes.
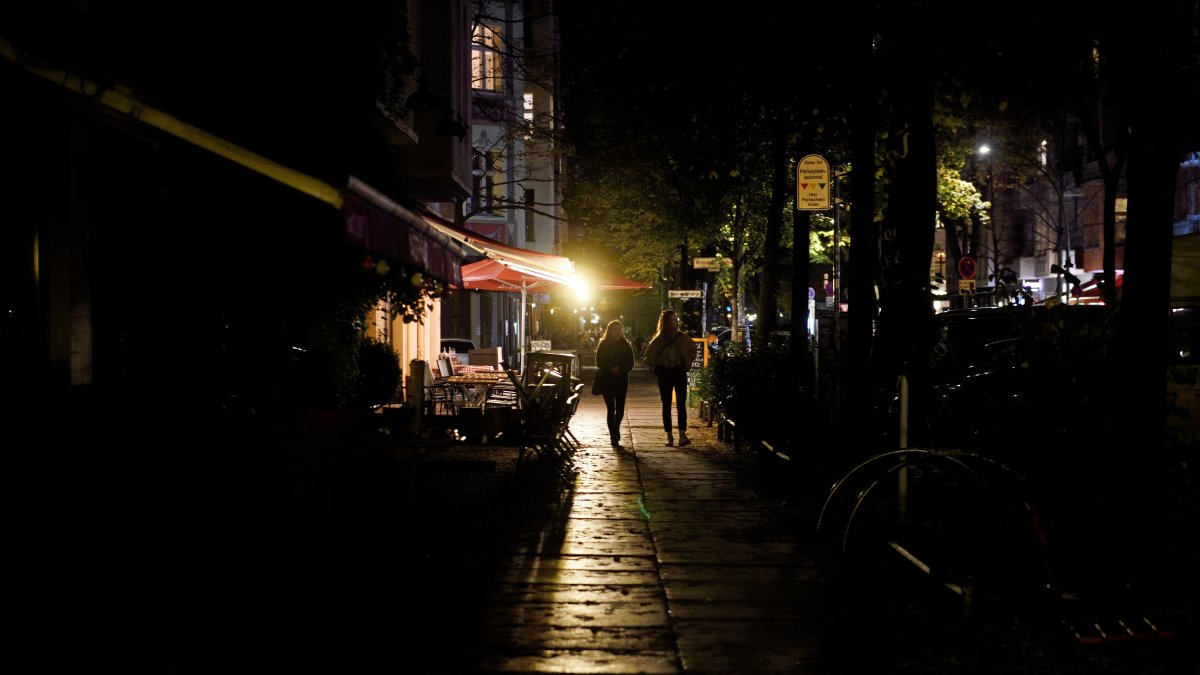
[447,372,512,408]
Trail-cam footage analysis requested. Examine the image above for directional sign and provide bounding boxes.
[692,257,732,269]
[958,256,978,280]
[668,289,703,299]
[796,154,831,211]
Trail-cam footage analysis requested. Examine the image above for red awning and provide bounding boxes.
[459,260,650,293]
[459,258,571,291]
[420,214,577,283]
[584,270,651,291]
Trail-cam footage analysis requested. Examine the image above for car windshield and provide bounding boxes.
[441,339,476,361]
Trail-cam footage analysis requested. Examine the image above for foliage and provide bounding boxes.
[290,297,370,410]
[701,337,811,443]
[967,304,1119,465]
[301,251,438,405]
[352,338,402,410]
[356,252,446,324]
[936,161,989,226]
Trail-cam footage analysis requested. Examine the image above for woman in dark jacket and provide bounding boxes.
[642,309,696,446]
[595,319,635,449]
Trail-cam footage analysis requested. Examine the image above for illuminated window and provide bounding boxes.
[472,24,503,92]
[523,93,534,110]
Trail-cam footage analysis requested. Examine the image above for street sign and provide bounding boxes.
[692,256,732,270]
[796,154,831,211]
[959,279,976,295]
[958,256,977,280]
[668,289,703,299]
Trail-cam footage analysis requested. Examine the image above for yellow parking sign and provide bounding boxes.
[795,154,831,211]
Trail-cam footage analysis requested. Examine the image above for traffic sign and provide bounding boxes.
[795,154,831,211]
[958,256,977,280]
[692,257,732,270]
[959,279,976,295]
[668,289,703,299]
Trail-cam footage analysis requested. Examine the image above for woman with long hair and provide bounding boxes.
[595,319,635,449]
[642,309,697,446]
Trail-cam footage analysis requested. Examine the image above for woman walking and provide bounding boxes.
[595,319,635,449]
[643,309,697,446]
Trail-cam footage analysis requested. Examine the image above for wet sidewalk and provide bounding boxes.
[168,368,1193,675]
[471,367,837,673]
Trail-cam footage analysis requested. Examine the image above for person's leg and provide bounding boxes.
[612,393,627,448]
[674,374,690,445]
[603,394,619,445]
[656,375,674,444]
[613,393,626,427]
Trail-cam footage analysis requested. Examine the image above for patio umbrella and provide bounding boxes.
[460,258,572,292]
[584,269,651,291]
[459,259,577,371]
[459,259,649,370]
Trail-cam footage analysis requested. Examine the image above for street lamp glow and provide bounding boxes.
[978,144,991,156]
[569,274,591,304]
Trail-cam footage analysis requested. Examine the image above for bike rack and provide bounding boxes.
[817,447,1186,652]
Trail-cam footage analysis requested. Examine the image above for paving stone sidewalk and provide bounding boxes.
[472,367,840,674]
[167,368,1193,675]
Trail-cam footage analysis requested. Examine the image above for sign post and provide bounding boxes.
[668,289,703,299]
[957,256,977,280]
[957,256,977,300]
[692,257,732,271]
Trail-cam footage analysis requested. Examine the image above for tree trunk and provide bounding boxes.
[1101,156,1125,305]
[845,10,878,446]
[872,26,937,392]
[756,118,788,343]
[1105,5,1193,574]
[793,207,813,393]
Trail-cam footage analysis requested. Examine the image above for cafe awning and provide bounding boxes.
[1,35,477,286]
[420,214,577,283]
[342,177,480,286]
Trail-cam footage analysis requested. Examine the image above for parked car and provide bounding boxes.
[1167,306,1200,444]
[875,304,1111,457]
[440,338,477,368]
[707,326,732,354]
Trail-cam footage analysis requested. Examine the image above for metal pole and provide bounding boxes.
[520,281,528,374]
[832,172,841,345]
[898,374,909,523]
